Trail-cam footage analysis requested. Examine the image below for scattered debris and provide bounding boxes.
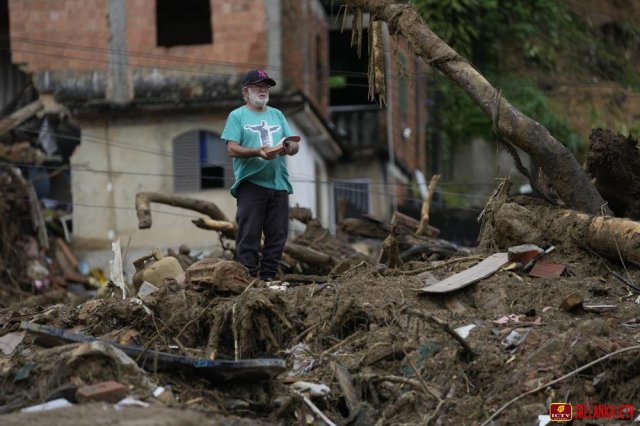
[582,304,618,313]
[507,244,544,267]
[0,331,25,355]
[132,248,184,291]
[502,329,531,349]
[76,381,129,403]
[291,381,330,398]
[529,258,567,278]
[453,324,476,339]
[559,293,584,312]
[20,398,72,413]
[2,183,640,425]
[419,252,509,293]
[20,322,286,381]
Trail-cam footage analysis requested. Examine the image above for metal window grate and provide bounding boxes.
[334,180,370,220]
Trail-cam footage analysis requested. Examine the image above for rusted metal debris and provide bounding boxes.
[20,321,286,382]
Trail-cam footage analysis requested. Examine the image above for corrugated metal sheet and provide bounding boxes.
[0,49,29,112]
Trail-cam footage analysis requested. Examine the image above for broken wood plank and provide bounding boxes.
[0,99,43,137]
[419,252,509,294]
[362,340,417,365]
[56,238,79,270]
[333,361,378,425]
[391,211,439,238]
[340,216,389,239]
[5,165,49,250]
[333,361,360,413]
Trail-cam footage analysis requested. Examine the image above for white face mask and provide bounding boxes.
[247,87,269,109]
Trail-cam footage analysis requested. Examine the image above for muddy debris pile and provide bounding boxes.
[0,164,95,310]
[2,191,640,425]
[584,128,640,220]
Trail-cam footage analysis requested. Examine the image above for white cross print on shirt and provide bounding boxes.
[244,120,281,147]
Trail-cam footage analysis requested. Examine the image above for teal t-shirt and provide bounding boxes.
[221,106,294,198]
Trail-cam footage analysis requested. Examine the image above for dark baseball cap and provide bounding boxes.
[242,69,276,87]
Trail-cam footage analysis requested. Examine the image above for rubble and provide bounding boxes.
[1,185,640,425]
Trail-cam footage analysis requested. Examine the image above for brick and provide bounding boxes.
[76,380,129,403]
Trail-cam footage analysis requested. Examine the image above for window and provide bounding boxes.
[156,0,212,47]
[173,130,232,192]
[334,180,370,220]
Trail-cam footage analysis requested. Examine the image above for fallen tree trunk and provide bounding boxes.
[480,196,640,264]
[345,0,609,215]
[192,218,236,239]
[135,192,229,229]
[284,242,336,268]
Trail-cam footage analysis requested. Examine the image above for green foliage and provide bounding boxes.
[411,0,493,58]
[412,0,570,70]
[413,0,640,175]
[328,75,347,89]
[412,0,640,81]
[434,74,583,153]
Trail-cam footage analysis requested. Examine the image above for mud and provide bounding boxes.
[585,128,640,219]
[2,246,639,425]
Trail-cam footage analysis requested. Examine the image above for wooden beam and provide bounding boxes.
[0,100,43,137]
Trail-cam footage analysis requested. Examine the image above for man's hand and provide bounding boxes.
[258,147,277,160]
[227,141,276,160]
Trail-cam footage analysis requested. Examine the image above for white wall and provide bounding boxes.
[286,122,331,228]
[71,114,237,254]
[71,114,334,275]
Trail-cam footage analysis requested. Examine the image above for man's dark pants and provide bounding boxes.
[235,180,289,280]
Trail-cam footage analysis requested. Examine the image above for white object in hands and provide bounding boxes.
[264,135,301,156]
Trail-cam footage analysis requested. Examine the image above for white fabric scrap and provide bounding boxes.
[453,324,476,339]
[21,398,73,413]
[291,381,330,397]
[110,238,127,299]
[114,397,149,409]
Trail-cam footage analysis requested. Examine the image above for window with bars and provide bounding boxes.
[334,180,370,220]
[173,130,233,192]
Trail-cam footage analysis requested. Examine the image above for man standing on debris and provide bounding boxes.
[221,69,299,281]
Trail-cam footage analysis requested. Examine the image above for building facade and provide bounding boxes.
[7,0,341,254]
